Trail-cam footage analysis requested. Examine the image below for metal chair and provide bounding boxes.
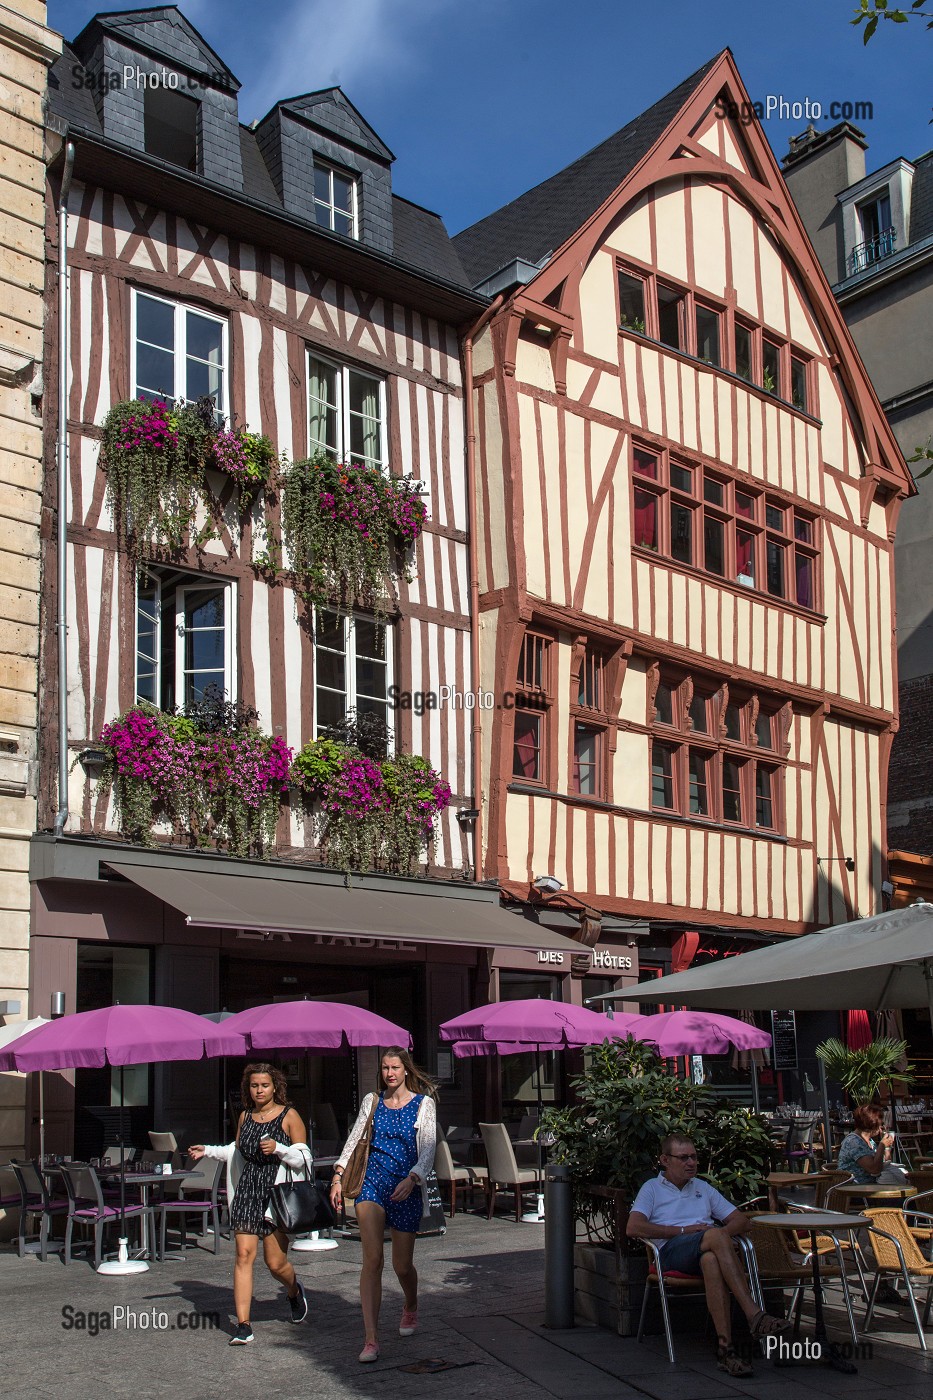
[904,1181,933,1258]
[782,1119,819,1173]
[0,1164,23,1254]
[60,1163,155,1267]
[9,1161,69,1261]
[863,1208,933,1349]
[157,1156,224,1257]
[148,1131,178,1154]
[636,1238,709,1363]
[434,1138,487,1217]
[478,1123,538,1221]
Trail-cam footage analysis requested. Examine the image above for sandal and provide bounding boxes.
[717,1345,753,1378]
[749,1310,793,1339]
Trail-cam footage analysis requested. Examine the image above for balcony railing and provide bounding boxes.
[850,227,897,275]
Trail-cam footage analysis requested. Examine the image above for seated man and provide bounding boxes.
[627,1132,791,1378]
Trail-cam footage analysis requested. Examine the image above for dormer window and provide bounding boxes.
[144,87,199,173]
[852,189,895,273]
[312,161,358,238]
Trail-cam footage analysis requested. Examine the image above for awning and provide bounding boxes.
[106,862,590,960]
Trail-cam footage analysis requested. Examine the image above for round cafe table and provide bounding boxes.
[833,1182,917,1210]
[752,1212,871,1373]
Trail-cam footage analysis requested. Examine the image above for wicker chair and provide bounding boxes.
[745,1214,859,1346]
[905,1176,933,1257]
[863,1208,933,1349]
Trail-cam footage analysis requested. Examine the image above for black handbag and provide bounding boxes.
[270,1159,337,1235]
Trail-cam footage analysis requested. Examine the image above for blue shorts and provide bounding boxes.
[356,1166,423,1233]
[656,1230,705,1274]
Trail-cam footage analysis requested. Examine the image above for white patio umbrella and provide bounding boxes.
[0,1018,51,1164]
[590,904,933,1016]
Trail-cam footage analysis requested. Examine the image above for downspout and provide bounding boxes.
[53,142,75,838]
[462,293,504,881]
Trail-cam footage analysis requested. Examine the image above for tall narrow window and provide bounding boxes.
[133,290,226,412]
[513,713,542,781]
[572,724,600,796]
[790,355,808,413]
[722,758,744,823]
[657,284,685,351]
[314,609,393,740]
[513,632,551,785]
[578,650,603,710]
[695,305,721,366]
[755,766,775,829]
[651,743,675,809]
[735,323,754,383]
[762,338,781,397]
[308,354,384,469]
[688,750,710,816]
[312,162,357,238]
[618,269,646,332]
[134,566,235,712]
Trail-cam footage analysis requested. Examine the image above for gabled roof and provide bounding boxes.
[73,5,239,88]
[273,88,395,164]
[453,54,723,288]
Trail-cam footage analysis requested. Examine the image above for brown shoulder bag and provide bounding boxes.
[341,1095,379,1198]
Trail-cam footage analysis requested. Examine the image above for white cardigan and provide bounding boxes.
[336,1092,437,1215]
[200,1135,314,1230]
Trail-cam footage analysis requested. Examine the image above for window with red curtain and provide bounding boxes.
[633,490,658,549]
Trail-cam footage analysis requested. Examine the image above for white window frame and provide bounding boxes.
[312,607,394,749]
[131,287,228,414]
[307,350,387,470]
[312,160,359,239]
[135,568,237,710]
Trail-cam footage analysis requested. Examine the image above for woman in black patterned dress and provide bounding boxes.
[191,1063,311,1344]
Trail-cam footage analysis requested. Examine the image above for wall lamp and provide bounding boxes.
[77,746,109,780]
[456,807,480,830]
[50,992,66,1019]
[817,855,856,873]
[532,874,564,895]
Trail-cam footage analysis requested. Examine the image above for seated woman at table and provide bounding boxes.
[189,1063,313,1346]
[837,1104,907,1185]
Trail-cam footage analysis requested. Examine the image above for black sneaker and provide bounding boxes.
[229,1322,254,1345]
[288,1280,308,1324]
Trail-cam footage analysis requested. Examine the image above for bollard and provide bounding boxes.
[544,1163,574,1329]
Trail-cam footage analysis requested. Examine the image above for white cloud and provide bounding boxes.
[248,0,449,113]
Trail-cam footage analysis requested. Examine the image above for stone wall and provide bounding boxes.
[0,0,61,1170]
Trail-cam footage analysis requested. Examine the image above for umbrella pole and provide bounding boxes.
[39,1072,45,1166]
[750,1057,760,1113]
[818,1057,832,1168]
[97,1063,147,1276]
[521,1050,546,1224]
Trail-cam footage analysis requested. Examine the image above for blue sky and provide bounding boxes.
[49,1,933,234]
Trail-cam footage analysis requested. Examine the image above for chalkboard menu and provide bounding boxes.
[770,1010,798,1070]
[415,1170,447,1237]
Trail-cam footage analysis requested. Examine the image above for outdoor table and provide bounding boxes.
[102,1168,203,1260]
[834,1182,917,1211]
[753,1212,869,1372]
[766,1171,814,1211]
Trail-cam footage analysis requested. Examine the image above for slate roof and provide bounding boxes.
[909,151,933,245]
[453,54,724,289]
[48,46,471,293]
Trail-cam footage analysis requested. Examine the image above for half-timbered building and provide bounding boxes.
[454,51,913,1059]
[28,6,590,1154]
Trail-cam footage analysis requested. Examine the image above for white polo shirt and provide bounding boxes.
[630,1172,737,1252]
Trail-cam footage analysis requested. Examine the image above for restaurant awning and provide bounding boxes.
[105,861,590,960]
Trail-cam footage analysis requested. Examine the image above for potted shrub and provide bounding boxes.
[815,1036,913,1106]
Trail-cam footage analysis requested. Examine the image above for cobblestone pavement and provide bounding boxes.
[1,1212,932,1400]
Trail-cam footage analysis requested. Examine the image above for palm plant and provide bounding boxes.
[815,1036,913,1105]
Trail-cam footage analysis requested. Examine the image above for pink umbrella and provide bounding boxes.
[625,1009,772,1057]
[0,1004,221,1275]
[438,999,639,1050]
[204,1000,411,1055]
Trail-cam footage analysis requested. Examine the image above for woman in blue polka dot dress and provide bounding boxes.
[331,1047,437,1364]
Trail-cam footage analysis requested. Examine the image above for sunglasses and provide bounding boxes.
[666,1152,698,1162]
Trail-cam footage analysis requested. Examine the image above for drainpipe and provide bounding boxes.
[462,293,504,881]
[53,142,75,838]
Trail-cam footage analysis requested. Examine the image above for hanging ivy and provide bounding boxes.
[100,398,278,557]
[100,397,215,557]
[280,451,427,611]
[290,735,449,874]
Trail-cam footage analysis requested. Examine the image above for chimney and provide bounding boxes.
[782,122,868,285]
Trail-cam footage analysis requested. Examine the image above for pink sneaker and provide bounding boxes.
[399,1307,418,1337]
[358,1342,380,1363]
